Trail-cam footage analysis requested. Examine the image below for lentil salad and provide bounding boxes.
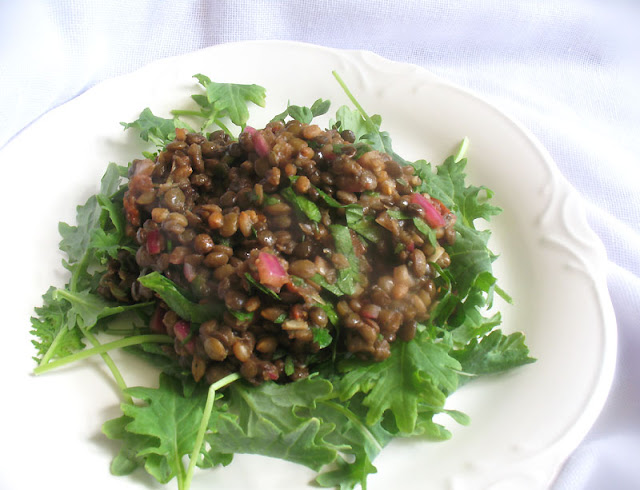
[30,72,534,490]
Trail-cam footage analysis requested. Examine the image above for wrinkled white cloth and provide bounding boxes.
[1,0,638,488]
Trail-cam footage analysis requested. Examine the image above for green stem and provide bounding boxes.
[453,137,470,163]
[494,284,513,304]
[33,334,172,375]
[175,451,186,490]
[39,327,66,366]
[70,252,90,292]
[183,373,241,490]
[332,71,387,154]
[41,247,88,366]
[213,118,234,138]
[171,109,206,117]
[79,326,134,404]
[332,71,372,122]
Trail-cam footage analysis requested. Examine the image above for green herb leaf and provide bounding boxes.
[386,210,410,220]
[228,309,254,322]
[281,186,322,222]
[138,272,224,323]
[332,106,373,145]
[314,186,343,208]
[271,98,331,124]
[315,302,340,326]
[244,272,281,300]
[344,205,386,243]
[328,225,361,296]
[193,74,266,128]
[121,108,191,147]
[412,217,438,249]
[310,274,344,296]
[311,327,333,348]
[263,194,281,205]
[310,98,332,117]
[287,105,313,123]
[284,356,295,376]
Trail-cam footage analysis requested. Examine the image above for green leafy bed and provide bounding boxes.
[30,72,534,490]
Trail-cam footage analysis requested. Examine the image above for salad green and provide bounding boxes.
[30,71,534,490]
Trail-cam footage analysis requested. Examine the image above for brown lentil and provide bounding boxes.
[118,120,456,385]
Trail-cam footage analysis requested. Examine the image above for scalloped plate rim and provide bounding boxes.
[0,40,617,490]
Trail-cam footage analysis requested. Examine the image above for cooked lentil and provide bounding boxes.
[113,122,457,385]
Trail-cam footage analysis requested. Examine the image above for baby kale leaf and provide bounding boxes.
[412,156,501,229]
[192,74,266,129]
[337,332,460,434]
[205,377,337,471]
[32,163,134,363]
[53,288,151,331]
[102,415,160,477]
[104,374,213,486]
[30,287,85,362]
[452,330,536,384]
[314,395,393,490]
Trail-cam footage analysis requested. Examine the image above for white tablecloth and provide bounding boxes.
[1,1,638,488]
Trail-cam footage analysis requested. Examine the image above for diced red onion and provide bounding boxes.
[257,251,289,290]
[252,131,270,158]
[146,230,162,255]
[321,149,336,161]
[183,262,197,282]
[410,193,446,228]
[263,364,279,381]
[432,197,457,226]
[243,126,256,135]
[149,306,166,334]
[174,320,190,340]
[174,320,195,354]
[360,304,381,319]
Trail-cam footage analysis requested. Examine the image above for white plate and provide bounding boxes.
[0,41,616,490]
